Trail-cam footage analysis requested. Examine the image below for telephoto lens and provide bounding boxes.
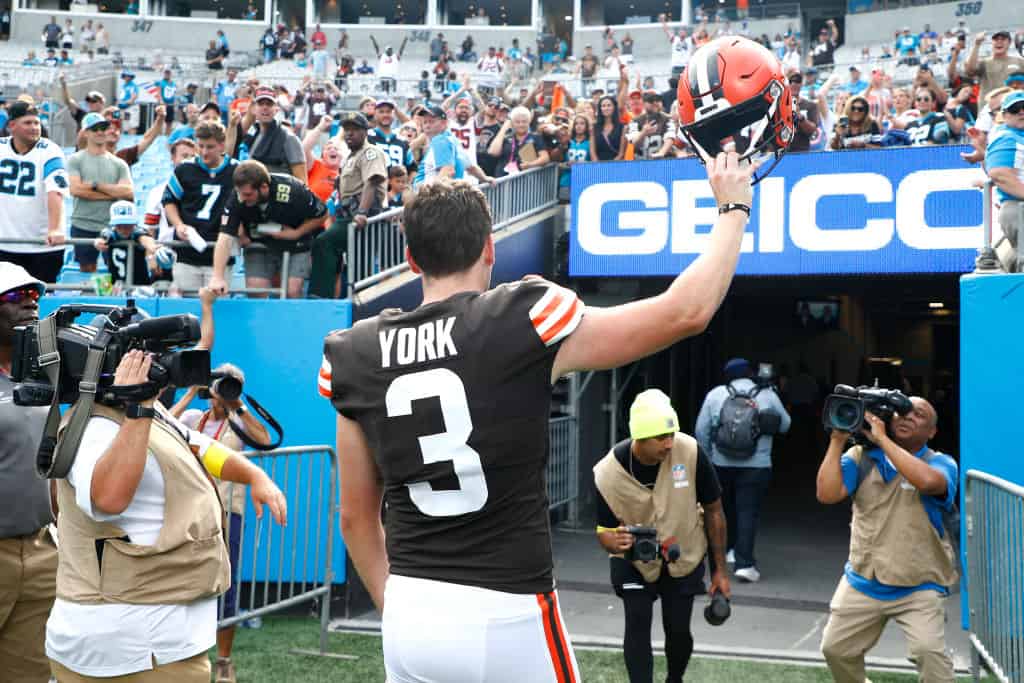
[704,593,731,626]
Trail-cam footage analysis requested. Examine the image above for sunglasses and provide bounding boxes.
[0,286,41,304]
[90,123,111,132]
[1007,104,1024,115]
[554,117,569,124]
[850,105,867,112]
[915,95,932,101]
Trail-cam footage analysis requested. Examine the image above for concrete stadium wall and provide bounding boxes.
[326,25,541,63]
[12,10,269,52]
[845,2,1024,42]
[573,18,801,61]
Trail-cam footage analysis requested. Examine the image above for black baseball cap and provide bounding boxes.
[7,101,38,121]
[993,30,1012,40]
[642,91,661,103]
[200,101,221,115]
[421,104,447,118]
[339,111,370,129]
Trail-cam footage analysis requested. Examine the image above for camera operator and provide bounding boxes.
[44,350,287,682]
[0,264,56,682]
[816,397,957,683]
[594,389,729,683]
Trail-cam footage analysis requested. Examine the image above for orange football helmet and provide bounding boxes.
[677,36,794,179]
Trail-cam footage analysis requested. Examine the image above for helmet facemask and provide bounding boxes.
[681,79,793,185]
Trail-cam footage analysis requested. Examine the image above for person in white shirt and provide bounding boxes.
[370,35,407,95]
[0,101,68,283]
[662,17,692,76]
[476,46,505,95]
[145,138,198,245]
[45,350,286,682]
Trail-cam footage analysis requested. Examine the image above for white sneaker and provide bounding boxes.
[734,566,761,583]
[726,549,735,564]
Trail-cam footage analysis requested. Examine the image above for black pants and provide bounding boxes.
[613,558,699,683]
[0,250,64,284]
[715,465,771,571]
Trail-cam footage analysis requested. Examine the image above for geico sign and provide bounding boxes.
[576,169,982,256]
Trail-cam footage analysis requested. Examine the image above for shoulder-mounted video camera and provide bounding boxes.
[822,383,913,444]
[10,300,210,478]
[625,526,681,564]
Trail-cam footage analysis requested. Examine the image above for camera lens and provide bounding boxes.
[823,395,864,432]
[212,375,242,401]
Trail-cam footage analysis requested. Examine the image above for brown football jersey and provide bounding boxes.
[320,279,584,593]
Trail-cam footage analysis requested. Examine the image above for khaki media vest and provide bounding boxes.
[198,411,248,516]
[847,445,958,589]
[593,433,707,583]
[55,403,231,605]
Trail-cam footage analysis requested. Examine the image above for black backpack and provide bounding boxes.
[712,382,763,459]
[854,448,961,573]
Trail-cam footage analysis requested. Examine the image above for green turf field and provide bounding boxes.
[213,617,975,682]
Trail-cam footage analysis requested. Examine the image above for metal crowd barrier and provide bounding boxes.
[547,415,579,519]
[347,163,560,294]
[0,237,296,298]
[965,469,1024,683]
[218,445,340,657]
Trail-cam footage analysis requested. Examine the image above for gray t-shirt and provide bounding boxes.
[251,127,305,176]
[68,150,132,233]
[0,373,52,537]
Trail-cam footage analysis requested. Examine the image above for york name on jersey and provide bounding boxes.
[319,280,584,594]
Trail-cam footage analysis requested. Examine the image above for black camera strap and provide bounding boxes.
[34,317,107,479]
[227,393,283,450]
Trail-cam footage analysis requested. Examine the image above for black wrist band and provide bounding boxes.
[234,405,248,416]
[719,203,751,217]
[125,403,156,420]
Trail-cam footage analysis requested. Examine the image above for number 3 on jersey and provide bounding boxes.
[385,368,488,517]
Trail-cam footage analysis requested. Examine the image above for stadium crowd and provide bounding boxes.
[0,16,1021,296]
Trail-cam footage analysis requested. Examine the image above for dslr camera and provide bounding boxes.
[625,526,681,563]
[11,300,209,407]
[199,371,243,402]
[822,383,913,440]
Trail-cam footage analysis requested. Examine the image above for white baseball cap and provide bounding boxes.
[109,200,138,227]
[0,262,45,297]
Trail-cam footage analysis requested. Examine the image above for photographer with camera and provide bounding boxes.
[26,308,288,680]
[0,264,56,682]
[594,389,730,683]
[816,392,957,683]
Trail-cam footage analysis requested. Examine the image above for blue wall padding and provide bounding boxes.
[959,274,1024,627]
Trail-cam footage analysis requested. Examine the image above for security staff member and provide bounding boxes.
[308,112,386,299]
[594,389,730,683]
[0,264,56,682]
[816,397,957,683]
[45,351,287,682]
[209,160,327,299]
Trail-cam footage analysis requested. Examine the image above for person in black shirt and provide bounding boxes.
[592,95,626,161]
[162,120,237,291]
[486,105,550,178]
[786,71,822,153]
[595,389,728,683]
[810,19,839,67]
[210,160,326,298]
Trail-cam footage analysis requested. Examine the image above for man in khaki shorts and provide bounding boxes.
[0,263,56,682]
[210,160,327,298]
[816,397,957,683]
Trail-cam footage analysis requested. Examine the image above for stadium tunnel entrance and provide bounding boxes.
[563,272,960,607]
